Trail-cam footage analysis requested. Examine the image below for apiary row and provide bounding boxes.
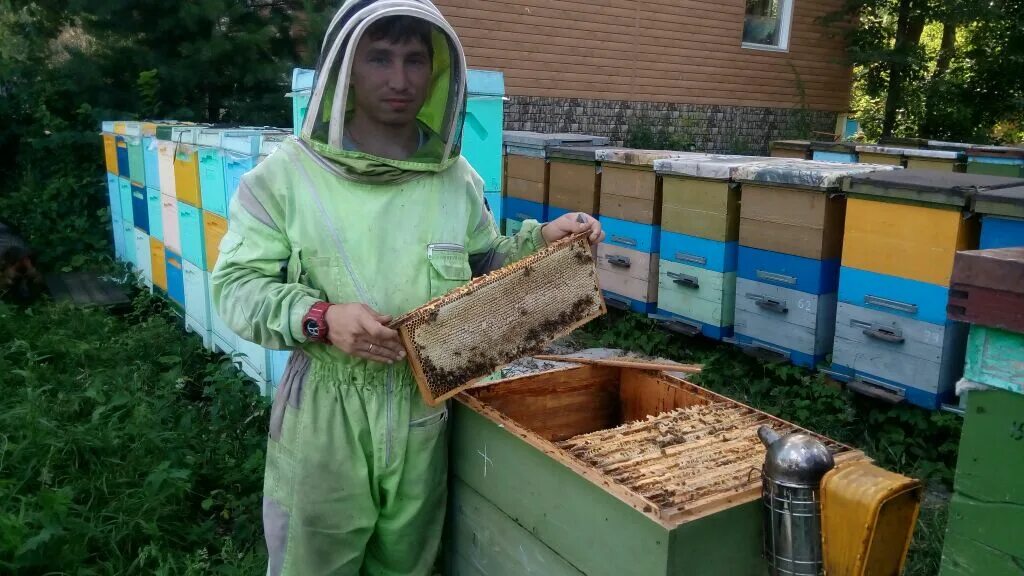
[101,69,507,397]
[769,138,1024,178]
[501,134,1024,411]
[102,119,293,395]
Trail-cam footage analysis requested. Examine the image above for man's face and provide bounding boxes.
[350,33,432,127]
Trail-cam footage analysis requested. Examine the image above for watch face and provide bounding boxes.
[304,319,321,338]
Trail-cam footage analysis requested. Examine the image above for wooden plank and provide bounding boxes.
[600,192,660,225]
[447,478,587,576]
[505,155,546,183]
[601,165,659,201]
[950,248,1024,295]
[506,177,546,203]
[947,285,1024,334]
[946,492,1024,560]
[471,365,622,442]
[662,178,740,241]
[658,262,736,327]
[548,161,600,214]
[618,370,712,423]
[450,400,676,576]
[954,389,1024,505]
[963,326,1024,394]
[842,197,969,287]
[596,243,657,282]
[939,532,1024,576]
[738,183,844,260]
[530,355,703,375]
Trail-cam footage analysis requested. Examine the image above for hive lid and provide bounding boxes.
[733,160,900,191]
[547,145,621,162]
[291,67,314,92]
[879,136,929,148]
[654,154,784,180]
[856,145,962,160]
[467,69,505,97]
[390,233,606,406]
[503,131,609,149]
[809,141,857,153]
[770,140,811,150]
[951,248,1024,294]
[595,149,703,167]
[967,145,1024,159]
[843,170,1024,207]
[927,140,974,151]
[973,185,1024,218]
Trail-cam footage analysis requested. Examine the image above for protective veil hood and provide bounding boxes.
[301,0,468,182]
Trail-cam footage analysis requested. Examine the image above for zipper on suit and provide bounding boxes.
[427,242,464,257]
[385,365,394,467]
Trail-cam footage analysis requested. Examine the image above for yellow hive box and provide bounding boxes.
[821,461,923,576]
[843,197,976,286]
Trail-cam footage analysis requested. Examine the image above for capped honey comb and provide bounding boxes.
[557,402,847,516]
[391,232,607,406]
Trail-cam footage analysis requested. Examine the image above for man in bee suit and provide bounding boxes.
[211,1,604,574]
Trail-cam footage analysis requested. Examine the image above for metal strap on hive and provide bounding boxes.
[390,232,607,406]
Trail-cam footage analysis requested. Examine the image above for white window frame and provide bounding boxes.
[741,0,795,53]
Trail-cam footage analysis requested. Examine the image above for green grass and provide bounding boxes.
[0,292,270,574]
[0,297,957,574]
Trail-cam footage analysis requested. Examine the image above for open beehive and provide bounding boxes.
[447,364,864,576]
[390,233,606,406]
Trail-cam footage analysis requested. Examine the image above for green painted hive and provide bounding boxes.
[447,364,861,576]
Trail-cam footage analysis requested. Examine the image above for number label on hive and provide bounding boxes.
[391,232,607,405]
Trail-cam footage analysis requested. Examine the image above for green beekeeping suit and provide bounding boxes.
[209,1,547,574]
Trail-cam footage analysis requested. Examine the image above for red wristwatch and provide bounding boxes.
[302,301,332,342]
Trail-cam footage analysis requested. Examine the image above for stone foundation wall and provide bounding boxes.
[503,96,839,156]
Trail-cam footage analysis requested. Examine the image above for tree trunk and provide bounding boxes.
[933,23,958,80]
[921,22,958,137]
[881,0,927,138]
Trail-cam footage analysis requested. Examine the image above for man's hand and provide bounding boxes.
[541,212,604,246]
[325,303,406,364]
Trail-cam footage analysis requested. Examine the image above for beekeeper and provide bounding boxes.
[211,1,603,574]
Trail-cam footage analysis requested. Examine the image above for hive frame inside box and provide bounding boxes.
[450,364,865,576]
[390,233,606,406]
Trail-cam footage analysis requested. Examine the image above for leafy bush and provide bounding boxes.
[0,293,269,574]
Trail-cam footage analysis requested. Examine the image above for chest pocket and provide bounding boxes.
[427,243,472,299]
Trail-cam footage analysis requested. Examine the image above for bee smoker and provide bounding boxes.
[758,425,836,576]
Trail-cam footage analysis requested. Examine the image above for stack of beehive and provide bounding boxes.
[771,137,1024,175]
[729,160,898,369]
[100,120,294,395]
[592,149,709,314]
[938,246,1024,575]
[501,131,609,235]
[649,155,783,340]
[831,171,1024,409]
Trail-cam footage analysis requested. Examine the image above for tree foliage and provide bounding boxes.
[0,0,334,271]
[829,0,1024,143]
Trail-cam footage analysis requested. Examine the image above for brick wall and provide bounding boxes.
[503,96,838,155]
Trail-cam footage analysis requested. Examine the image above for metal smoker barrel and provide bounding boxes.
[758,426,835,576]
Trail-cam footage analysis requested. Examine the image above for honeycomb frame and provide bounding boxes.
[391,232,607,406]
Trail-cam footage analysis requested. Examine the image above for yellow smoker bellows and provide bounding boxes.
[820,461,923,576]
[391,233,606,406]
